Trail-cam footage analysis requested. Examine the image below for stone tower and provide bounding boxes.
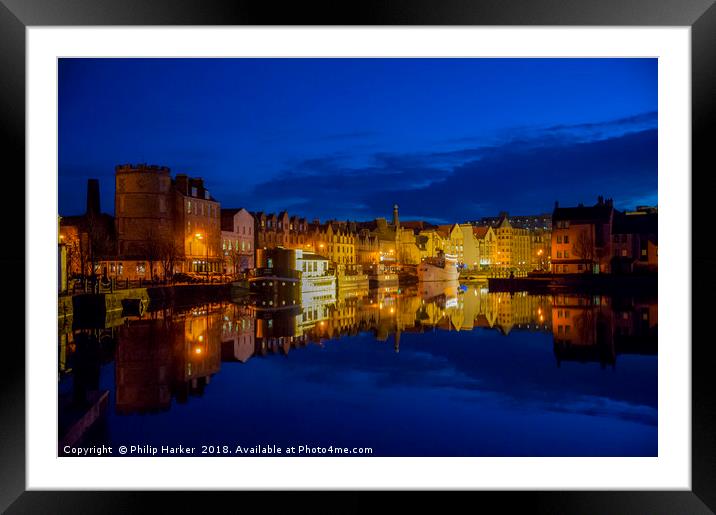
[114,163,174,257]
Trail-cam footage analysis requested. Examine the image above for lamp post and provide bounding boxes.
[195,232,208,282]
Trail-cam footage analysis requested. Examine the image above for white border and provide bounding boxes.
[27,27,690,490]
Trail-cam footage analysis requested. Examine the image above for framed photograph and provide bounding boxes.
[3,0,713,512]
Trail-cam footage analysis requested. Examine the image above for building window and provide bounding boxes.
[191,187,198,197]
[564,251,569,258]
[557,236,562,243]
[564,235,569,244]
[557,251,562,258]
[187,201,191,214]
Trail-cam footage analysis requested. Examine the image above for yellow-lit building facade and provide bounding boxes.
[309,223,357,273]
[459,224,480,270]
[472,226,496,268]
[436,224,464,264]
[416,229,445,261]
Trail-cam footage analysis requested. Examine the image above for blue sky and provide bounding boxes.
[59,58,657,223]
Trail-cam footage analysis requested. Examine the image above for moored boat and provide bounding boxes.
[417,251,459,282]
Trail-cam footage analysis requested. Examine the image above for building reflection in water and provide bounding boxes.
[59,286,656,416]
[114,304,223,413]
[552,294,658,368]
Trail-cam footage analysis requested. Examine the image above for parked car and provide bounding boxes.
[173,272,200,283]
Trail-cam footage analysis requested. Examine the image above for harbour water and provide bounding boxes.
[58,283,657,457]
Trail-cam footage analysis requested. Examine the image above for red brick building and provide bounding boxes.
[551,197,615,274]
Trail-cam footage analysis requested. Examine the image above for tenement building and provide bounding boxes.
[253,211,309,252]
[221,208,255,274]
[551,197,615,274]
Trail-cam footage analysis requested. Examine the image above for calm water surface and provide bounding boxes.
[58,284,657,457]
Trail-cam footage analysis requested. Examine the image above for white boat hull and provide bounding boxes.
[417,262,459,282]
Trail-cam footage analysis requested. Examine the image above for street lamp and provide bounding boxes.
[537,249,544,271]
[195,232,208,282]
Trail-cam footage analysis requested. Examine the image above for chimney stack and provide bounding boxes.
[86,178,100,216]
[174,174,188,195]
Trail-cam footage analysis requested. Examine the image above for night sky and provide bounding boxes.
[59,58,657,223]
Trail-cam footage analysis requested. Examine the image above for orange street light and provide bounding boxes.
[194,233,208,280]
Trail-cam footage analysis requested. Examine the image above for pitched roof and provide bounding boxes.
[436,224,457,238]
[472,226,490,239]
[496,216,511,228]
[400,220,430,231]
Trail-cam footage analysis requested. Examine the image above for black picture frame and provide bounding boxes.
[2,0,713,512]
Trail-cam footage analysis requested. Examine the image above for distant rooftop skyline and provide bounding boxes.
[59,58,657,223]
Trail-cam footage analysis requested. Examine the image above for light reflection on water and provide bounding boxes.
[58,284,657,457]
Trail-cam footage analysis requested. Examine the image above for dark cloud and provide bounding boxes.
[241,121,657,221]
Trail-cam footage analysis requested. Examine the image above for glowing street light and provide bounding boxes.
[194,232,208,281]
